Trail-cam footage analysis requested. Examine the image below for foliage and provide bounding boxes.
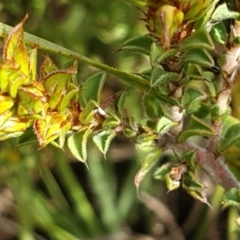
[1,0,240,239]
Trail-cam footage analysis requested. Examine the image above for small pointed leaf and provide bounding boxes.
[183,187,212,208]
[219,123,240,152]
[150,43,178,66]
[0,96,14,114]
[153,162,172,181]
[0,110,13,128]
[182,87,207,113]
[181,49,214,68]
[184,64,204,80]
[3,15,30,76]
[80,72,106,107]
[180,29,214,50]
[183,173,211,207]
[29,48,38,81]
[43,70,74,95]
[102,114,121,129]
[165,173,180,191]
[134,149,162,191]
[222,188,240,207]
[93,130,116,157]
[118,35,154,55]
[183,172,205,191]
[40,55,58,79]
[79,100,97,125]
[156,117,178,135]
[59,88,79,112]
[67,128,92,162]
[150,66,179,88]
[210,22,228,44]
[143,94,163,118]
[178,115,216,142]
[117,90,128,118]
[211,3,240,23]
[10,76,29,98]
[182,151,196,170]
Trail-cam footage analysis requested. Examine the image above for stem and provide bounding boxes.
[227,207,239,240]
[53,148,103,236]
[139,192,185,240]
[175,141,240,190]
[0,22,150,91]
[87,150,122,233]
[191,186,224,240]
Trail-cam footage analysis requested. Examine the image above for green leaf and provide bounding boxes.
[67,128,92,163]
[150,43,178,66]
[181,49,214,68]
[182,173,211,207]
[233,36,240,44]
[180,29,214,50]
[183,172,205,191]
[165,173,181,191]
[220,115,240,138]
[211,3,240,23]
[143,93,163,118]
[219,123,240,152]
[118,35,154,55]
[134,149,162,191]
[93,130,116,158]
[210,21,228,44]
[102,114,121,129]
[80,72,106,107]
[150,66,180,88]
[222,188,240,207]
[59,88,79,112]
[156,117,178,135]
[183,186,211,207]
[182,151,196,170]
[182,87,207,113]
[183,64,204,81]
[79,100,96,125]
[138,69,151,81]
[153,162,172,181]
[178,115,216,142]
[117,90,128,118]
[58,122,72,149]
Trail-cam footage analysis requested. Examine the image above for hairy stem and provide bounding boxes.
[0,22,150,91]
[175,141,240,190]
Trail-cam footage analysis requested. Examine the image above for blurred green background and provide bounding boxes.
[0,1,238,240]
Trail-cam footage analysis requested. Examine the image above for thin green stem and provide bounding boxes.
[53,148,103,236]
[191,186,224,240]
[88,149,121,233]
[227,207,239,240]
[0,22,150,91]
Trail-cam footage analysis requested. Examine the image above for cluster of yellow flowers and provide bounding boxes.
[0,16,82,148]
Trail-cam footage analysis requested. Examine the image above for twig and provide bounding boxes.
[174,141,240,190]
[139,192,185,240]
[0,20,150,91]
